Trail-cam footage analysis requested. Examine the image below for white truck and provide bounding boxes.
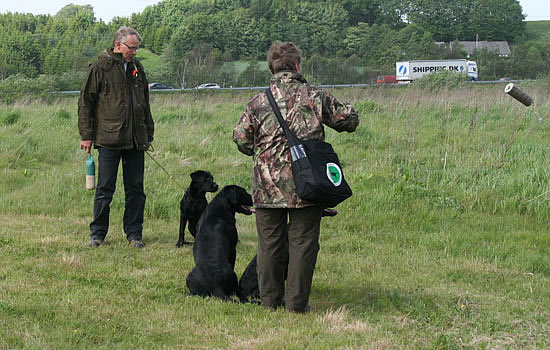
[396,59,478,83]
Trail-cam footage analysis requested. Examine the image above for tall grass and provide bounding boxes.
[1,82,549,349]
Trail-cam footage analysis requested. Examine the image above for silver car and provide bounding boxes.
[196,83,220,89]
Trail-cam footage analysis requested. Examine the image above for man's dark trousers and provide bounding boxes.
[90,147,145,242]
[255,205,323,311]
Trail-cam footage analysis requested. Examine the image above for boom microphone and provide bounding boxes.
[505,83,533,107]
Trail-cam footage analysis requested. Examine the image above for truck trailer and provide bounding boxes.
[396,59,478,82]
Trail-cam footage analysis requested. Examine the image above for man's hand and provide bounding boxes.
[80,140,92,153]
[145,142,152,151]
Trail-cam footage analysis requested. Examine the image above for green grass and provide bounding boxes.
[1,82,550,348]
[222,61,268,75]
[525,20,550,42]
[136,48,165,73]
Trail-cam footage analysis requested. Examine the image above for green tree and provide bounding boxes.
[409,0,525,42]
[471,48,507,80]
[55,4,95,21]
[227,8,268,59]
[237,58,270,87]
[165,43,223,88]
[395,23,434,60]
[339,0,382,26]
[168,13,221,57]
[343,23,399,70]
[468,0,525,42]
[0,29,41,77]
[286,3,349,57]
[408,0,469,41]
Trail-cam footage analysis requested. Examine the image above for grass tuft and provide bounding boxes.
[0,109,21,125]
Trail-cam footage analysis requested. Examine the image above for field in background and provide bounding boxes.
[525,20,550,42]
[136,48,165,70]
[1,82,550,349]
[134,21,550,89]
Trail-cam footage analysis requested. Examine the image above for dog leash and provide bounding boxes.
[146,146,187,191]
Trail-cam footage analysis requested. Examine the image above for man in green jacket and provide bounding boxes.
[78,26,154,248]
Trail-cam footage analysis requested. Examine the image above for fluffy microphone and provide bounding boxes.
[505,83,533,107]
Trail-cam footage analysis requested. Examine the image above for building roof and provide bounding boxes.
[436,41,511,57]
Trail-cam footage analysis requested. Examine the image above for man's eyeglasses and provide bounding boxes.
[121,42,139,51]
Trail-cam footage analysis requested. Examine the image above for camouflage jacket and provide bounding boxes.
[78,48,154,150]
[233,71,359,208]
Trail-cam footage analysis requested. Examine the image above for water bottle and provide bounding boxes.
[86,155,96,190]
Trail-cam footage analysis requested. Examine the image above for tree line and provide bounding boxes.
[0,0,549,92]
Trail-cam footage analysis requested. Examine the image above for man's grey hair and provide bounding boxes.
[112,26,142,47]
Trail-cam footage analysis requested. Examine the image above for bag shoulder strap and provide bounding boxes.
[265,88,300,146]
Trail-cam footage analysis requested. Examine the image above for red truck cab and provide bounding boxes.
[376,75,397,84]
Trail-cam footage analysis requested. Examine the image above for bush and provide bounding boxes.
[355,100,379,114]
[53,109,72,120]
[52,71,86,92]
[0,74,55,104]
[144,63,175,87]
[0,109,21,125]
[413,70,469,91]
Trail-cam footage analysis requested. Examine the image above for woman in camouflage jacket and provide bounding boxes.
[233,41,359,312]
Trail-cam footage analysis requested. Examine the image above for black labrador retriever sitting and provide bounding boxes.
[176,170,218,247]
[186,185,254,301]
[238,208,337,303]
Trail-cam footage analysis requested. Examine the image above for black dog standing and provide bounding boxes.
[186,185,254,301]
[176,170,218,247]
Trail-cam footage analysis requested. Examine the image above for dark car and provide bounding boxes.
[148,83,173,90]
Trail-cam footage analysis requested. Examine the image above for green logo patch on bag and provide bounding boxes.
[326,162,343,186]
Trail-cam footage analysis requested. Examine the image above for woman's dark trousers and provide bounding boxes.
[255,206,323,311]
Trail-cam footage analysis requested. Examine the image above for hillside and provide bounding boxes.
[525,20,550,42]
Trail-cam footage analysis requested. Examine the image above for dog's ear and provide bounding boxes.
[222,185,244,206]
[235,186,252,205]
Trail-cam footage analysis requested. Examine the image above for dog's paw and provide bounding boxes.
[322,208,338,217]
[176,240,194,247]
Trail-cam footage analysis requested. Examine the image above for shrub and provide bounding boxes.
[355,100,379,114]
[52,71,86,92]
[0,109,21,125]
[0,74,55,104]
[53,109,72,120]
[413,70,469,91]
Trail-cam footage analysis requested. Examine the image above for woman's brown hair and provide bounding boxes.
[267,41,302,74]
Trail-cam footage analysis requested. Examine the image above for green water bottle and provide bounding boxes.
[86,155,96,190]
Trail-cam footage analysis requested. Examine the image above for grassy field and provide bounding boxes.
[525,20,550,42]
[136,48,165,71]
[1,81,550,349]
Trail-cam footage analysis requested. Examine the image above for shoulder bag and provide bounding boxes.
[265,88,352,207]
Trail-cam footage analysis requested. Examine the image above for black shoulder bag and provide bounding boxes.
[265,88,352,207]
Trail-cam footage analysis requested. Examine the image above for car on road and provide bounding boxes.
[148,83,174,90]
[196,83,220,89]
